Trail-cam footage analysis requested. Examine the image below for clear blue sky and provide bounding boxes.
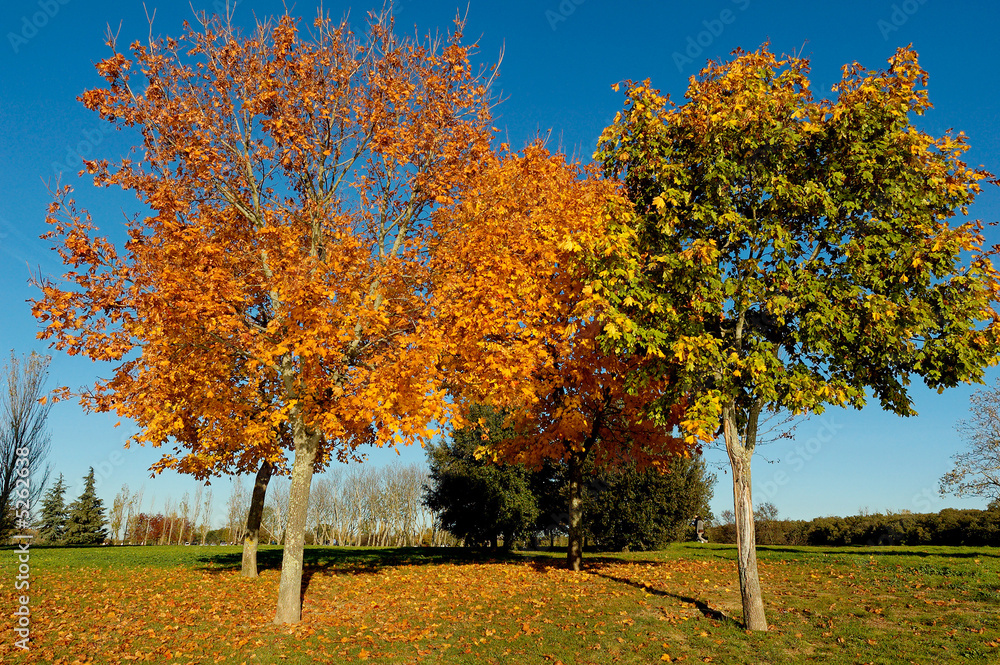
[2,0,999,526]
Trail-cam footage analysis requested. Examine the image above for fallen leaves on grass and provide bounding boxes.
[2,548,998,664]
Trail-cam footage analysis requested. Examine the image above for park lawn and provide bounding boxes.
[0,543,997,664]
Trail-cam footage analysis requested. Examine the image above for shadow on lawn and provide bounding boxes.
[666,543,1000,560]
[193,544,998,609]
[196,546,522,574]
[522,555,673,574]
[195,547,524,600]
[520,556,738,624]
[588,568,737,625]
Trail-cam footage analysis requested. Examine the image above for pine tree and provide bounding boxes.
[63,468,107,545]
[38,473,69,544]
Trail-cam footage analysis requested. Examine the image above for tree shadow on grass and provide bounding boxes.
[196,546,523,573]
[587,567,738,625]
[518,555,738,625]
[195,546,525,600]
[522,555,669,574]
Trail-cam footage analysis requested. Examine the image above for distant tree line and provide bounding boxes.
[31,461,437,548]
[709,502,1000,547]
[106,484,214,546]
[224,462,439,549]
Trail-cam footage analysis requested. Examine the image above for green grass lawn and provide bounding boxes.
[1,542,998,663]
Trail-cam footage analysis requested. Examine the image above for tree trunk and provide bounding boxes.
[723,403,768,631]
[273,421,319,624]
[242,459,274,578]
[566,451,584,572]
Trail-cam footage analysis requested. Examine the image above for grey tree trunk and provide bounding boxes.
[273,419,319,624]
[566,452,584,572]
[723,403,768,631]
[241,459,274,578]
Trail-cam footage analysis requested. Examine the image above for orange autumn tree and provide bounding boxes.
[431,144,692,570]
[32,10,496,624]
[38,189,291,577]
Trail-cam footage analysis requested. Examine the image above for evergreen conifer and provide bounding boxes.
[63,468,107,545]
[38,472,68,544]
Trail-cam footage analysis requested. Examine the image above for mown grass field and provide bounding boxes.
[1,542,998,663]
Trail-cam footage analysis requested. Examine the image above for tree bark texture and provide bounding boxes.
[273,416,320,624]
[723,405,768,631]
[241,459,274,578]
[566,452,584,572]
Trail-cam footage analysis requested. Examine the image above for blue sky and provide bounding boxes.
[2,0,999,526]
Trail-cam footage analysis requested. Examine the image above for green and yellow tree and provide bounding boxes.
[596,45,1000,630]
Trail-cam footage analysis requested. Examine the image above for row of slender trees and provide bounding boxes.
[226,462,441,549]
[107,484,214,546]
[34,462,439,548]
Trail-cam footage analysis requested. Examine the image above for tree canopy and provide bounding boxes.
[38,472,68,544]
[430,144,692,570]
[585,454,714,552]
[596,44,1000,630]
[32,9,497,623]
